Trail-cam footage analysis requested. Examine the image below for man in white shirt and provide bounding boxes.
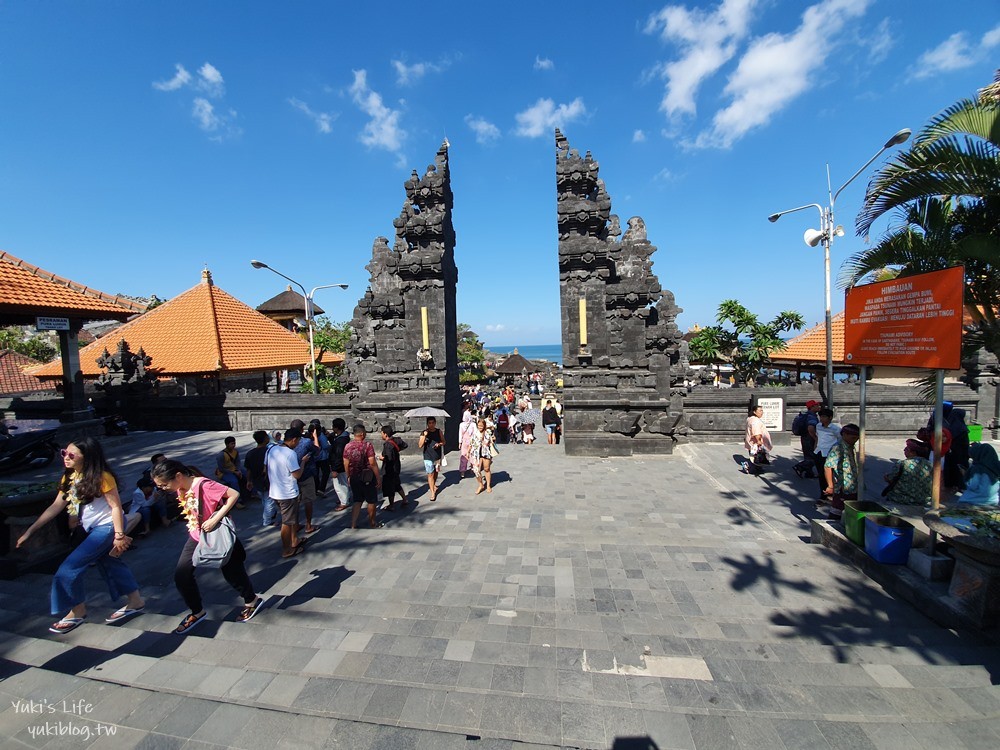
[266,427,310,558]
[813,408,842,503]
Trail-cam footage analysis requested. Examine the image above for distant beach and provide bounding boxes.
[489,344,562,367]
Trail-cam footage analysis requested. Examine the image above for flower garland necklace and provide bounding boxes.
[65,473,83,518]
[178,480,201,534]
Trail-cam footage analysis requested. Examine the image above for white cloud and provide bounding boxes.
[912,23,1000,80]
[485,324,506,332]
[153,64,191,91]
[867,18,895,65]
[644,0,759,118]
[192,98,220,131]
[514,97,587,138]
[289,97,336,134]
[534,56,554,71]
[465,114,501,144]
[196,63,225,97]
[155,62,239,140]
[691,0,871,149]
[913,32,975,77]
[349,69,406,153]
[983,24,1000,49]
[392,58,450,85]
[633,129,647,143]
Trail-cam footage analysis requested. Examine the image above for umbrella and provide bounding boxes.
[404,406,451,418]
[518,408,542,426]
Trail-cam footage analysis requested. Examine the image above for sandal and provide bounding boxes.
[105,605,145,624]
[49,616,85,634]
[174,612,206,634]
[237,598,264,623]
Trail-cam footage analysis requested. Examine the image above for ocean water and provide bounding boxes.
[489,344,562,366]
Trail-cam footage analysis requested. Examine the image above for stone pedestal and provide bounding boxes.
[945,550,1000,628]
[907,548,955,581]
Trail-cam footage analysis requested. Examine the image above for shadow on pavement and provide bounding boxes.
[278,565,354,609]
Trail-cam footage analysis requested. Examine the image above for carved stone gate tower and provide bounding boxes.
[345,142,461,447]
[555,129,689,455]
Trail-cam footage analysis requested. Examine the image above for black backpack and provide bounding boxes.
[791,411,810,436]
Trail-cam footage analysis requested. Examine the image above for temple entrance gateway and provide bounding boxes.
[554,130,689,455]
[345,142,461,450]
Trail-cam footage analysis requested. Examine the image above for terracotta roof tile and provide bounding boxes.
[0,349,54,394]
[31,270,327,379]
[0,250,146,320]
[773,313,846,364]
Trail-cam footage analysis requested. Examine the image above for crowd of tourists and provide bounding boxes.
[14,383,567,638]
[744,399,998,520]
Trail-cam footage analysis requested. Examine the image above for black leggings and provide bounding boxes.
[174,536,255,615]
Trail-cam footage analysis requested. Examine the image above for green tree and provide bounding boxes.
[0,327,58,363]
[307,317,352,394]
[856,72,1000,237]
[457,323,485,368]
[688,301,805,386]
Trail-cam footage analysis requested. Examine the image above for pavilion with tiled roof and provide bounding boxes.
[0,350,53,395]
[770,312,847,373]
[31,269,342,388]
[0,250,144,418]
[256,286,324,331]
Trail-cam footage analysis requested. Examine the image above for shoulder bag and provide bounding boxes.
[192,480,237,568]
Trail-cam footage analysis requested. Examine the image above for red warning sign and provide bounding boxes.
[844,266,964,370]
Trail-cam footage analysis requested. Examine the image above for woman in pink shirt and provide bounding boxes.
[152,460,262,634]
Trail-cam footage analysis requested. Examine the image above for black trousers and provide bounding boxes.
[814,453,830,497]
[174,536,255,614]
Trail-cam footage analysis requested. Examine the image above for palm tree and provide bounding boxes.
[856,71,1000,238]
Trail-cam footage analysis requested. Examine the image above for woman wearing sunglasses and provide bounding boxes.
[16,438,144,634]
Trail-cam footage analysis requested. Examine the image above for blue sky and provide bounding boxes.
[1,1,997,348]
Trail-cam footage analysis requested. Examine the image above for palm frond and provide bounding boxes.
[916,99,1000,149]
[856,139,1000,235]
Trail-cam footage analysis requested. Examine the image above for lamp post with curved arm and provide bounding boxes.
[767,128,910,409]
[251,260,348,394]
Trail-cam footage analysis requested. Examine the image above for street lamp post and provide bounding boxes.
[251,260,348,394]
[767,128,910,409]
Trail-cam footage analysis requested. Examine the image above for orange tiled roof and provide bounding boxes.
[772,313,846,365]
[0,349,53,394]
[0,250,146,321]
[31,270,331,379]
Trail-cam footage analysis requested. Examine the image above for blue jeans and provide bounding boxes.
[262,495,279,526]
[51,524,140,615]
[219,471,241,496]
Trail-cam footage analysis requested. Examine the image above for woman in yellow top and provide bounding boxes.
[17,437,144,634]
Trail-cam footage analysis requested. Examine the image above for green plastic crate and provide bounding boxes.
[843,500,890,546]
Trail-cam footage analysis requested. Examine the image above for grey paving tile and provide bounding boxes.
[686,714,737,750]
[362,684,410,721]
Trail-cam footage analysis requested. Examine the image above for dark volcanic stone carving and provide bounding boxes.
[555,129,689,455]
[345,142,461,446]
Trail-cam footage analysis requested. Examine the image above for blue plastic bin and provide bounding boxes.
[864,515,914,564]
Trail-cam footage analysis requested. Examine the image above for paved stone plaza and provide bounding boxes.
[2,431,999,749]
